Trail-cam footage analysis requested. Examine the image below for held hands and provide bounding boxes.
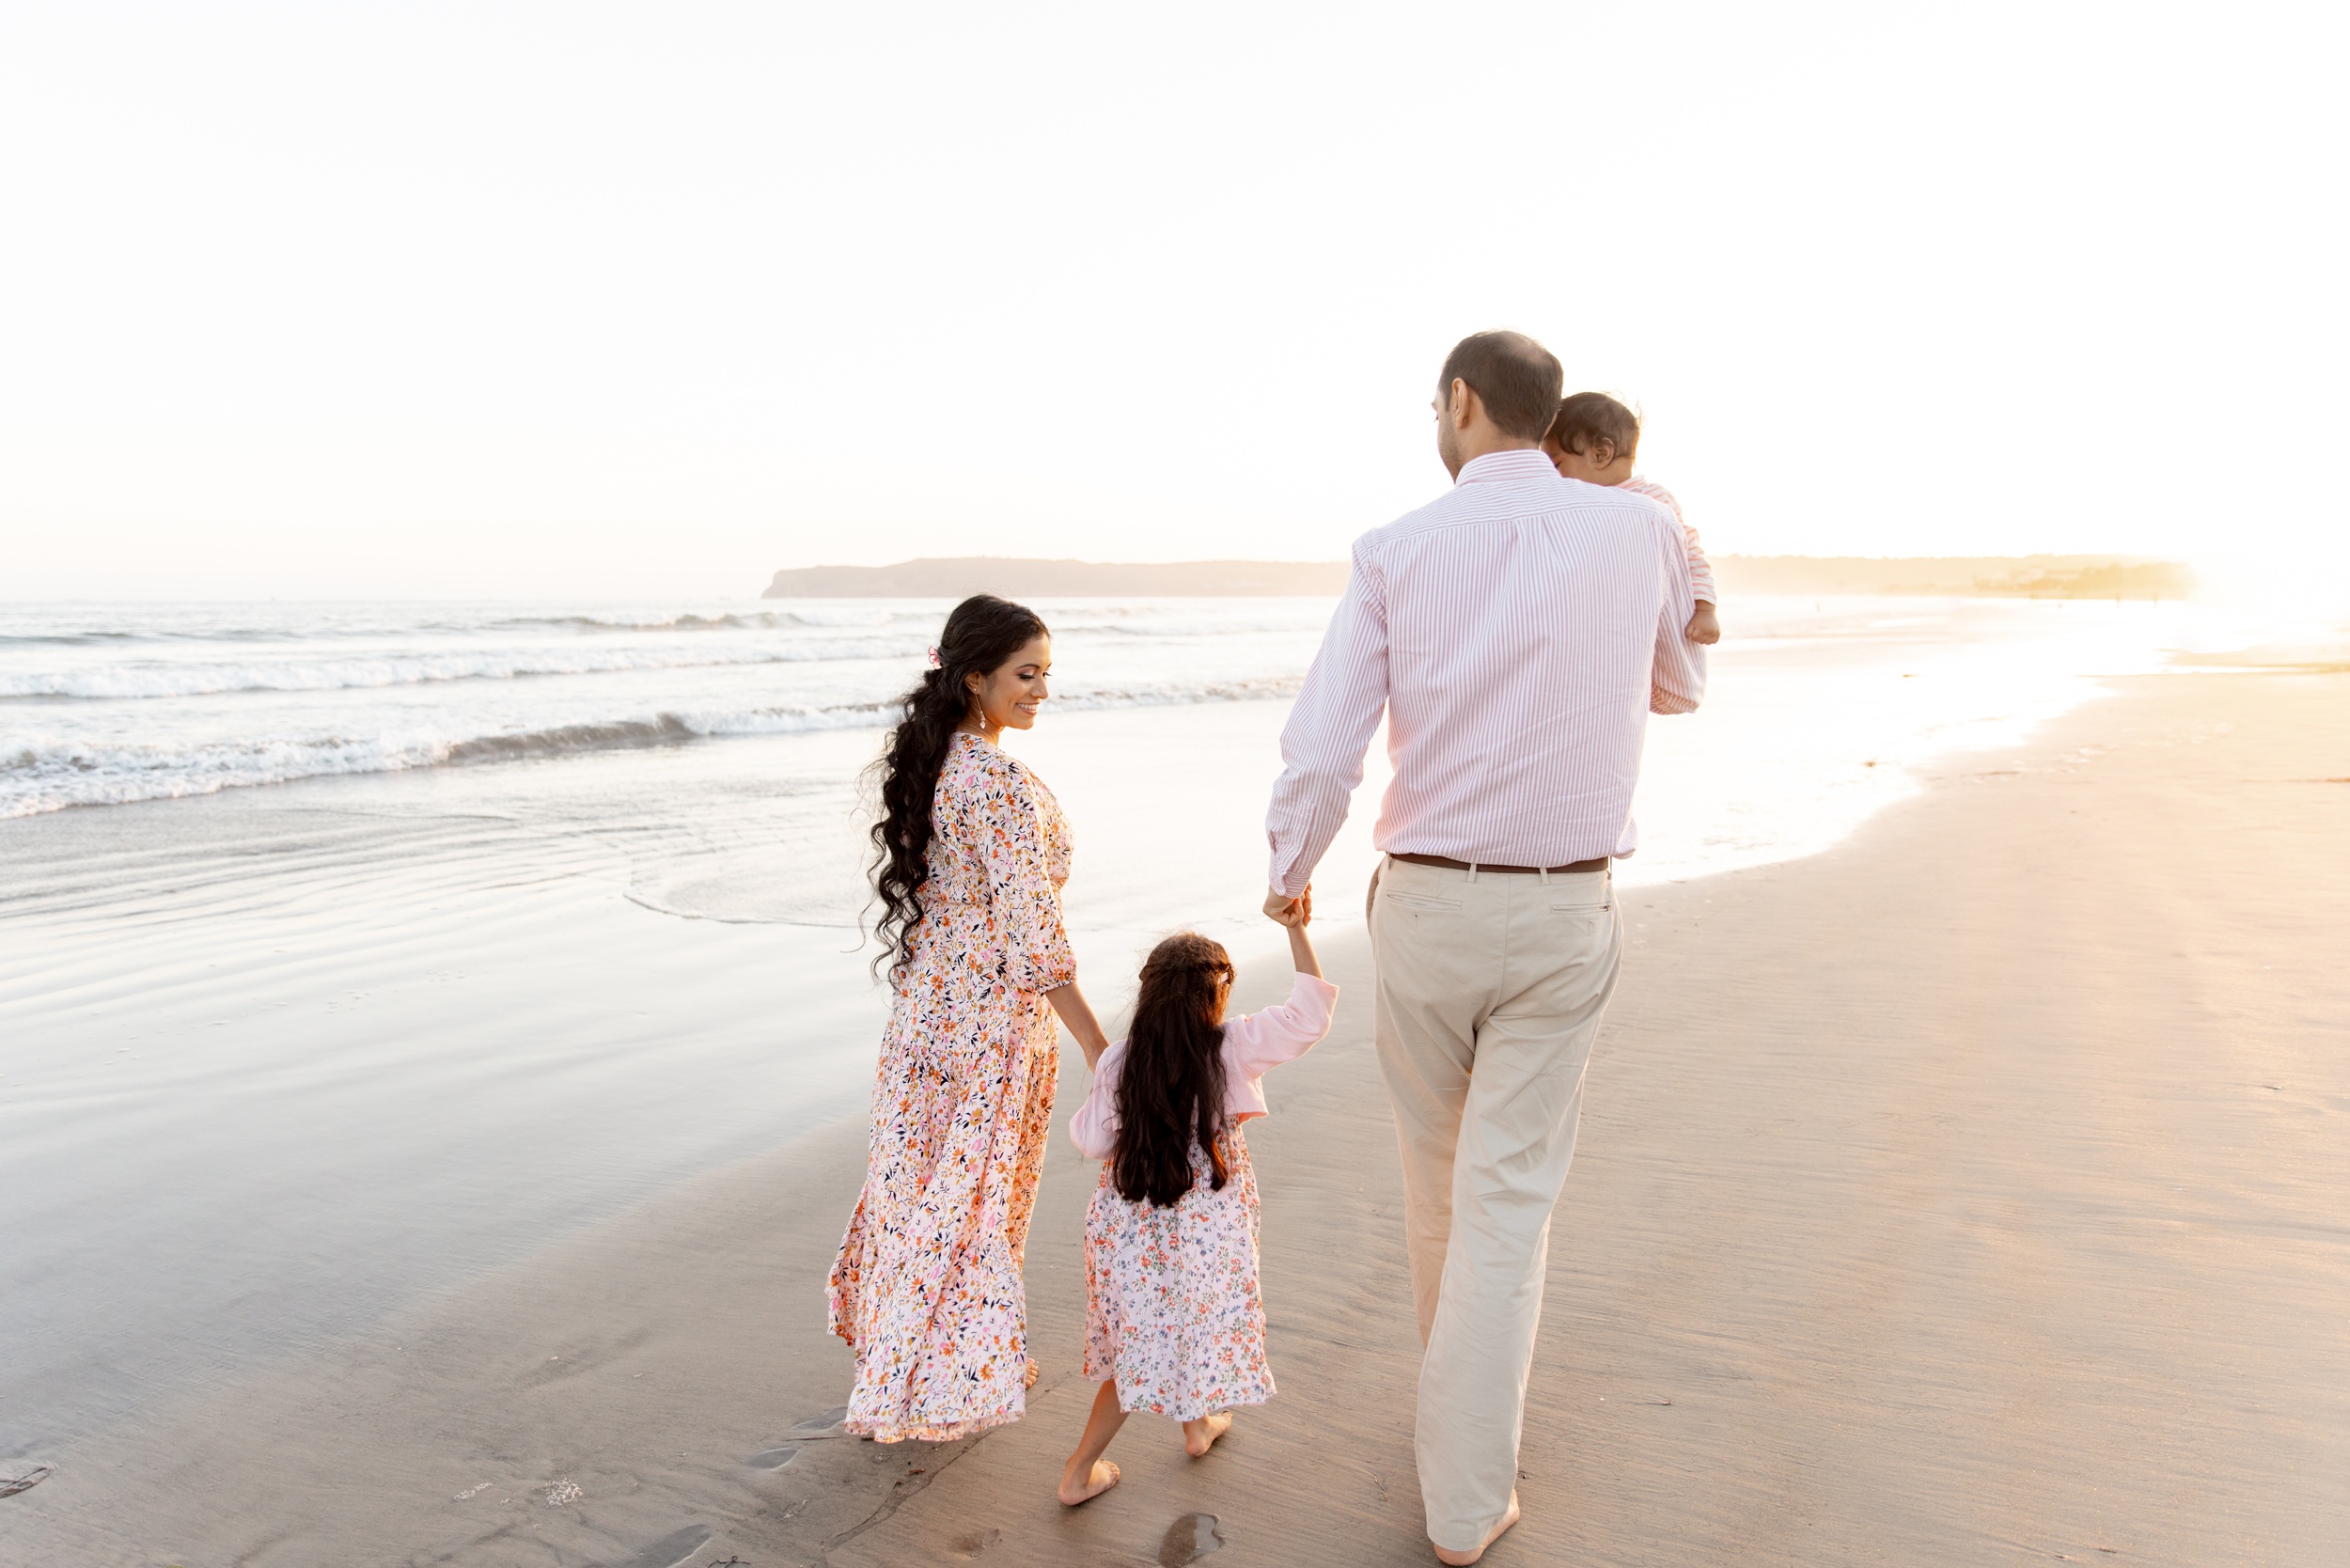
[1043,982,1114,1070]
[1264,886,1323,978]
[1263,886,1311,928]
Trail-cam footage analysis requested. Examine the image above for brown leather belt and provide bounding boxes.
[1388,852,1609,875]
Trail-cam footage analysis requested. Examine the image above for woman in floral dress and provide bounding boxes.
[827,594,1112,1444]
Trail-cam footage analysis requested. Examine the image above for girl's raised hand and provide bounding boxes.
[1284,895,1323,977]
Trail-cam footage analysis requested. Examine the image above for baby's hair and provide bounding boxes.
[1112,932,1236,1209]
[1547,391,1642,463]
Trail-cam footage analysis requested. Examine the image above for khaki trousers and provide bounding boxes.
[1368,854,1622,1553]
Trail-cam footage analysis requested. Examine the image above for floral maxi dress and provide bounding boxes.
[826,732,1075,1443]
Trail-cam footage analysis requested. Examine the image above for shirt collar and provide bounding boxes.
[1455,448,1559,485]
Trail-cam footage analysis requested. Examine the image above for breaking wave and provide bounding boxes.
[0,637,931,700]
[0,677,1307,818]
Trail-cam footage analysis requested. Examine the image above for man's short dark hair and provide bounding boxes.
[1548,391,1641,461]
[1437,331,1564,441]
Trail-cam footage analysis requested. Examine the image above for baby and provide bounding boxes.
[1543,392,1720,645]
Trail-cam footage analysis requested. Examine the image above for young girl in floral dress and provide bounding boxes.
[1056,897,1336,1505]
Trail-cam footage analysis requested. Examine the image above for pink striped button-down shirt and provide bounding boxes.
[1266,447,1706,895]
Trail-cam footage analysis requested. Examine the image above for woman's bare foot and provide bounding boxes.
[1182,1412,1232,1457]
[1057,1458,1120,1506]
[1433,1490,1520,1565]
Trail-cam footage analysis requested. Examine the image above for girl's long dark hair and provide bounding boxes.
[1113,933,1237,1208]
[869,594,1050,981]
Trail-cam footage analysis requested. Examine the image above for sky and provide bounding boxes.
[2,1,2344,604]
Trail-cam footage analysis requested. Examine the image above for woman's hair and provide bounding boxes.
[868,593,1050,980]
[1112,932,1237,1208]
[1548,390,1642,462]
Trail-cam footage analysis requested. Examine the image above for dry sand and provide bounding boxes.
[7,668,2346,1566]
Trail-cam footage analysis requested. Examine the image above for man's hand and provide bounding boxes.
[1264,886,1309,926]
[1686,602,1721,646]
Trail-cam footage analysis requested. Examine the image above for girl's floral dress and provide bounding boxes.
[1068,971,1338,1420]
[826,732,1074,1443]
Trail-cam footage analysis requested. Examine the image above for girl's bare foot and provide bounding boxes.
[1058,1380,1128,1506]
[1057,1458,1120,1507]
[1433,1490,1520,1565]
[1182,1411,1232,1457]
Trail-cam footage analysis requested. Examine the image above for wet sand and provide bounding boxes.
[0,701,1370,1455]
[8,667,2347,1565]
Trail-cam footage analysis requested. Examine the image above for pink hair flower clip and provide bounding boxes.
[925,645,942,668]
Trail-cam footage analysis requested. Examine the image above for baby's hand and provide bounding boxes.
[1686,602,1721,646]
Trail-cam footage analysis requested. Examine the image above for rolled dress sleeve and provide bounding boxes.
[971,755,1076,994]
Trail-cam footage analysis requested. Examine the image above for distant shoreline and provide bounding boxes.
[761,557,1351,598]
[762,554,2196,601]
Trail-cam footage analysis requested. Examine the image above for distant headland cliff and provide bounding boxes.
[762,557,1350,597]
[1713,555,2195,601]
[763,555,2193,601]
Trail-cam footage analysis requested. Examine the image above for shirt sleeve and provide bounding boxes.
[1068,1044,1123,1160]
[1648,509,1708,716]
[1222,971,1340,1082]
[1630,479,1715,606]
[972,757,1077,993]
[1681,523,1716,605]
[1266,541,1389,896]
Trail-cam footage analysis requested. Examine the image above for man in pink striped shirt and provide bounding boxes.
[1263,331,1706,1564]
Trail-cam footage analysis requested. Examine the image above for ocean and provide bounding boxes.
[0,593,2189,1454]
[0,599,1324,819]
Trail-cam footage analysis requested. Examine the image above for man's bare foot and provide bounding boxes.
[1057,1458,1120,1507]
[1433,1490,1520,1565]
[1182,1411,1232,1457]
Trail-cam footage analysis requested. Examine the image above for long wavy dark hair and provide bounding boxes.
[868,594,1050,981]
[1113,933,1237,1208]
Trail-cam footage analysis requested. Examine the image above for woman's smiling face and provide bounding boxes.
[964,634,1052,732]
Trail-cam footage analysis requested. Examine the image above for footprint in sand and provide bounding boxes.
[1158,1513,1225,1565]
[743,1406,846,1468]
[593,1523,713,1568]
[0,1466,52,1498]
